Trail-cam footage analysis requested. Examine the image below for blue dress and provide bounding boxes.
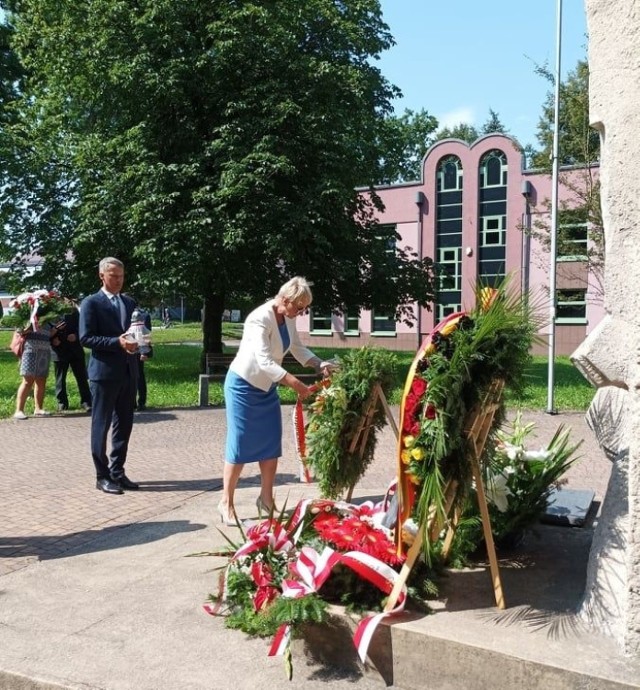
[224,323,290,464]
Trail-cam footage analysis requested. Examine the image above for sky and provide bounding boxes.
[1,1,587,148]
[376,0,588,148]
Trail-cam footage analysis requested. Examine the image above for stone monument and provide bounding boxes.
[570,0,640,656]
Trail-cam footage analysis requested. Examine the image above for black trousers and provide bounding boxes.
[54,357,92,408]
[89,374,136,481]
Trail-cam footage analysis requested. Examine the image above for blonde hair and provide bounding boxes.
[277,276,313,306]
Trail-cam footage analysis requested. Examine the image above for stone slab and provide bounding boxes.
[543,487,595,527]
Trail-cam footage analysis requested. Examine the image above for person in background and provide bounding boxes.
[13,323,56,419]
[219,276,336,525]
[50,303,92,412]
[135,308,153,411]
[80,257,139,495]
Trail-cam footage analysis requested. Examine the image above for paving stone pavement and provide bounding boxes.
[0,403,610,578]
[0,401,626,690]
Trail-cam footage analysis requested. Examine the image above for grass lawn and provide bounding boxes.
[0,323,595,418]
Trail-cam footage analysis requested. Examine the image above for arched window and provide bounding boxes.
[477,150,507,286]
[479,150,508,187]
[435,156,463,319]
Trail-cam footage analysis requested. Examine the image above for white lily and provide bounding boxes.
[497,441,523,461]
[522,448,552,462]
[485,471,513,513]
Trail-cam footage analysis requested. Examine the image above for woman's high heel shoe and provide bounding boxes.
[255,497,277,515]
[218,501,239,526]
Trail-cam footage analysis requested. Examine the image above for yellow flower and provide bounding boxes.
[410,447,425,461]
[403,435,415,448]
[401,450,411,465]
[480,287,498,312]
[407,472,422,485]
[441,316,462,336]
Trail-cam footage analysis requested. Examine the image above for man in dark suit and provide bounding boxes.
[80,257,140,495]
[51,305,92,412]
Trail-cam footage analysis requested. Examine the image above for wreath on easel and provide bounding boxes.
[296,347,397,499]
[395,281,541,561]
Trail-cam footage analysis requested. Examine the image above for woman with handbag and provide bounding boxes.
[13,324,56,420]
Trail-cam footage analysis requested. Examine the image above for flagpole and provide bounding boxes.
[547,0,562,415]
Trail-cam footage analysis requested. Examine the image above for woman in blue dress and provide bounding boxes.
[220,277,335,525]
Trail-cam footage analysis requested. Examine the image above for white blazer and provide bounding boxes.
[229,299,315,391]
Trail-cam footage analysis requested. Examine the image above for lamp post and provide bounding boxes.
[547,0,563,415]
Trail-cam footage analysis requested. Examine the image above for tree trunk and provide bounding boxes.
[201,292,225,372]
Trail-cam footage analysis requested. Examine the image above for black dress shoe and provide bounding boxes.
[96,478,123,495]
[114,475,139,490]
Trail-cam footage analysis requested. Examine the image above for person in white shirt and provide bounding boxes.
[219,276,334,525]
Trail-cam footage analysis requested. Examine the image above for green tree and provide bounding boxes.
[433,122,480,144]
[376,108,439,184]
[433,109,509,145]
[531,60,599,168]
[528,59,603,299]
[0,1,436,360]
[480,108,509,136]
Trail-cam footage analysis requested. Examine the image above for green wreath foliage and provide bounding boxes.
[400,280,543,559]
[304,346,397,499]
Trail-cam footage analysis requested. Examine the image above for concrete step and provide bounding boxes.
[299,525,640,689]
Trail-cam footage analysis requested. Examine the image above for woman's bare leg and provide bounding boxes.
[221,462,244,518]
[16,377,34,413]
[33,377,47,412]
[258,458,278,509]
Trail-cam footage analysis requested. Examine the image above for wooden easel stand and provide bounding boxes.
[383,380,507,612]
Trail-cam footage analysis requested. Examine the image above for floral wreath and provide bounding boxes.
[393,282,539,556]
[204,497,407,676]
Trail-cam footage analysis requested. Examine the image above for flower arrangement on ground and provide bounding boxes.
[1,290,74,331]
[204,497,408,678]
[447,412,582,561]
[301,347,397,499]
[395,281,541,559]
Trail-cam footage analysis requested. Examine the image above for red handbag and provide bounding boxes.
[9,330,26,358]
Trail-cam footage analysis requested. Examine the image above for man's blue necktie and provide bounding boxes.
[111,295,124,330]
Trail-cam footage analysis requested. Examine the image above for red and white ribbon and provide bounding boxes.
[292,380,330,483]
[269,545,407,663]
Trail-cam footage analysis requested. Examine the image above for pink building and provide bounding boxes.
[297,133,603,356]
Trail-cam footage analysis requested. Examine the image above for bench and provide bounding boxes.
[198,352,320,406]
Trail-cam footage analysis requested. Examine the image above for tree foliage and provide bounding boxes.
[0,0,437,356]
[531,60,599,168]
[433,109,508,145]
[528,59,603,298]
[375,108,438,184]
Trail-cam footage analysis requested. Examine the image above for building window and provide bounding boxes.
[437,303,462,321]
[558,208,588,259]
[479,150,508,187]
[310,310,332,333]
[343,312,359,334]
[437,155,463,191]
[480,216,506,247]
[436,156,463,320]
[437,247,461,290]
[556,289,587,321]
[478,150,507,286]
[371,310,396,334]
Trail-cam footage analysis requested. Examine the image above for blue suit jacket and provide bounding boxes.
[79,290,138,381]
